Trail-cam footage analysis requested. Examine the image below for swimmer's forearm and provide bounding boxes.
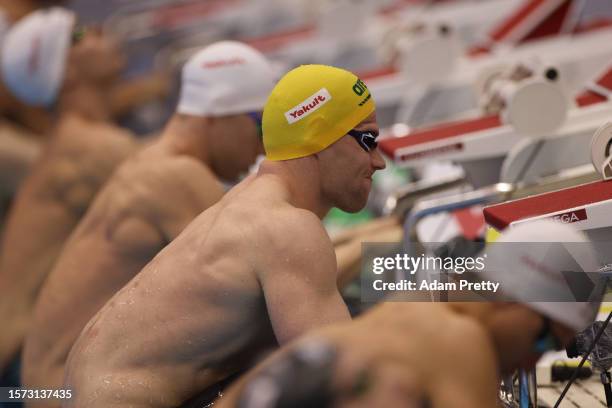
[331,216,399,246]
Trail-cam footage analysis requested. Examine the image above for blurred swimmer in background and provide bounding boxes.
[0,7,138,383]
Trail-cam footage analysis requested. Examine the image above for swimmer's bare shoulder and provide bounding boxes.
[255,204,332,263]
[240,195,351,344]
[56,114,134,152]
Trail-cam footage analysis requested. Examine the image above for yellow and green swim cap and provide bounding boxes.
[263,64,376,161]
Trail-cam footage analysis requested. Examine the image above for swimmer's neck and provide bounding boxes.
[257,160,332,219]
[157,114,211,166]
[56,82,112,123]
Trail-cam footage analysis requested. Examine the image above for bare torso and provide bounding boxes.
[22,143,224,397]
[64,174,348,408]
[0,114,135,373]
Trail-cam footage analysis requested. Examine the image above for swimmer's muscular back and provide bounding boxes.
[0,114,135,373]
[92,146,225,253]
[23,149,225,392]
[65,175,350,408]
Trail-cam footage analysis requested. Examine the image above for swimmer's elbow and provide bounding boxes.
[272,299,350,346]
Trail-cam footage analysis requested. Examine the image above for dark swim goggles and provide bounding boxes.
[248,111,263,138]
[72,25,88,45]
[348,129,378,152]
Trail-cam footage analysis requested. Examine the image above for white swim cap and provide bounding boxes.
[1,8,75,106]
[177,41,276,117]
[485,219,604,332]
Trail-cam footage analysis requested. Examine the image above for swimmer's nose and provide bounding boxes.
[371,149,386,172]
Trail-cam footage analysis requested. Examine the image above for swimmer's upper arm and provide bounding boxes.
[258,211,351,345]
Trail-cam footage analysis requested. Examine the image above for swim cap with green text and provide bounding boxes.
[263,64,375,161]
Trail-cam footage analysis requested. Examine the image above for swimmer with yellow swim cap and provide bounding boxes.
[64,65,385,408]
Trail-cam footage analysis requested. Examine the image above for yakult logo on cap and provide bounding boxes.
[285,88,332,125]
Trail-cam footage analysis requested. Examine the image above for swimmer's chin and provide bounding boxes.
[336,199,369,214]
